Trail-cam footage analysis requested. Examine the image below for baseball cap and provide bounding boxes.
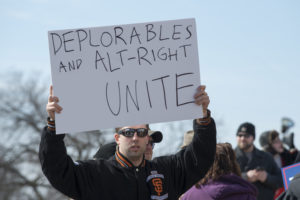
[148,130,163,143]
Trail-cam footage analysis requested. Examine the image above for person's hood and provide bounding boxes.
[201,174,258,199]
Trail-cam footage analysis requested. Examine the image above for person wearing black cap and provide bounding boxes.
[39,85,216,200]
[144,130,163,160]
[93,130,163,160]
[235,122,282,200]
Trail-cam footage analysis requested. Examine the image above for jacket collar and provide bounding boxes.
[235,146,245,157]
[115,148,145,168]
[235,146,264,159]
[252,147,264,158]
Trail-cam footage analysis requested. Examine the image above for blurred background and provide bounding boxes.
[0,0,299,199]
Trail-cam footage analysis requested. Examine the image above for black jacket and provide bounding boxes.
[235,146,283,200]
[39,119,216,200]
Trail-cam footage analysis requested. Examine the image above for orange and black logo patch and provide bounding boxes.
[152,178,163,196]
[147,171,167,199]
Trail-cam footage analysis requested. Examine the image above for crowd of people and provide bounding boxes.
[179,122,300,200]
[39,85,298,200]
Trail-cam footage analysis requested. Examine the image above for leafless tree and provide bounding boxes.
[0,71,107,200]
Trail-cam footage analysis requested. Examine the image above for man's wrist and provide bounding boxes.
[196,110,211,125]
[47,117,56,132]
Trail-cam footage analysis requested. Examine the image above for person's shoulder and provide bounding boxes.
[151,154,174,162]
[254,147,273,158]
[75,158,117,169]
[149,153,178,167]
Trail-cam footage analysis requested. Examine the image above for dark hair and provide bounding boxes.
[196,143,241,187]
[115,124,149,133]
[268,130,279,143]
[263,130,280,155]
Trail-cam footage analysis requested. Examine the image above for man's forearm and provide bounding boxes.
[196,110,211,126]
[185,116,216,185]
[39,126,82,199]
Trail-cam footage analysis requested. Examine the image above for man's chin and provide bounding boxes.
[240,144,252,151]
[145,153,152,159]
[128,152,143,159]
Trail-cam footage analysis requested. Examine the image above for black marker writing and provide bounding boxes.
[106,81,121,116]
[95,50,108,71]
[126,80,140,112]
[176,72,194,106]
[152,75,170,110]
[130,27,142,45]
[76,29,88,51]
[114,26,127,45]
[59,58,82,72]
[62,31,75,53]
[51,33,62,55]
[146,24,156,42]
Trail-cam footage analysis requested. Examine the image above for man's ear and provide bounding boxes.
[114,133,120,145]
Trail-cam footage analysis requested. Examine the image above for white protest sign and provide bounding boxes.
[48,18,202,134]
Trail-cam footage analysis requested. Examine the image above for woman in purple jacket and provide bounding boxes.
[181,143,257,200]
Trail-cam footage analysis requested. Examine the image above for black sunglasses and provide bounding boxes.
[118,128,148,137]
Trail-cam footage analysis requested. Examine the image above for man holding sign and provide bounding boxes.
[47,18,204,134]
[39,85,216,200]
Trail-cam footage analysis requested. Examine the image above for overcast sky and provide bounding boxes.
[1,0,299,156]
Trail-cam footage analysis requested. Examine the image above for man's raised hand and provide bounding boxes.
[194,85,210,118]
[46,85,62,120]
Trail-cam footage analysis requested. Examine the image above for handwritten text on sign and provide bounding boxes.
[48,18,202,134]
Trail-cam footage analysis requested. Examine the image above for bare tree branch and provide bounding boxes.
[0,71,106,199]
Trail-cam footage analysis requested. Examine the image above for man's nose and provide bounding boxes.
[132,132,139,140]
[240,136,247,141]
